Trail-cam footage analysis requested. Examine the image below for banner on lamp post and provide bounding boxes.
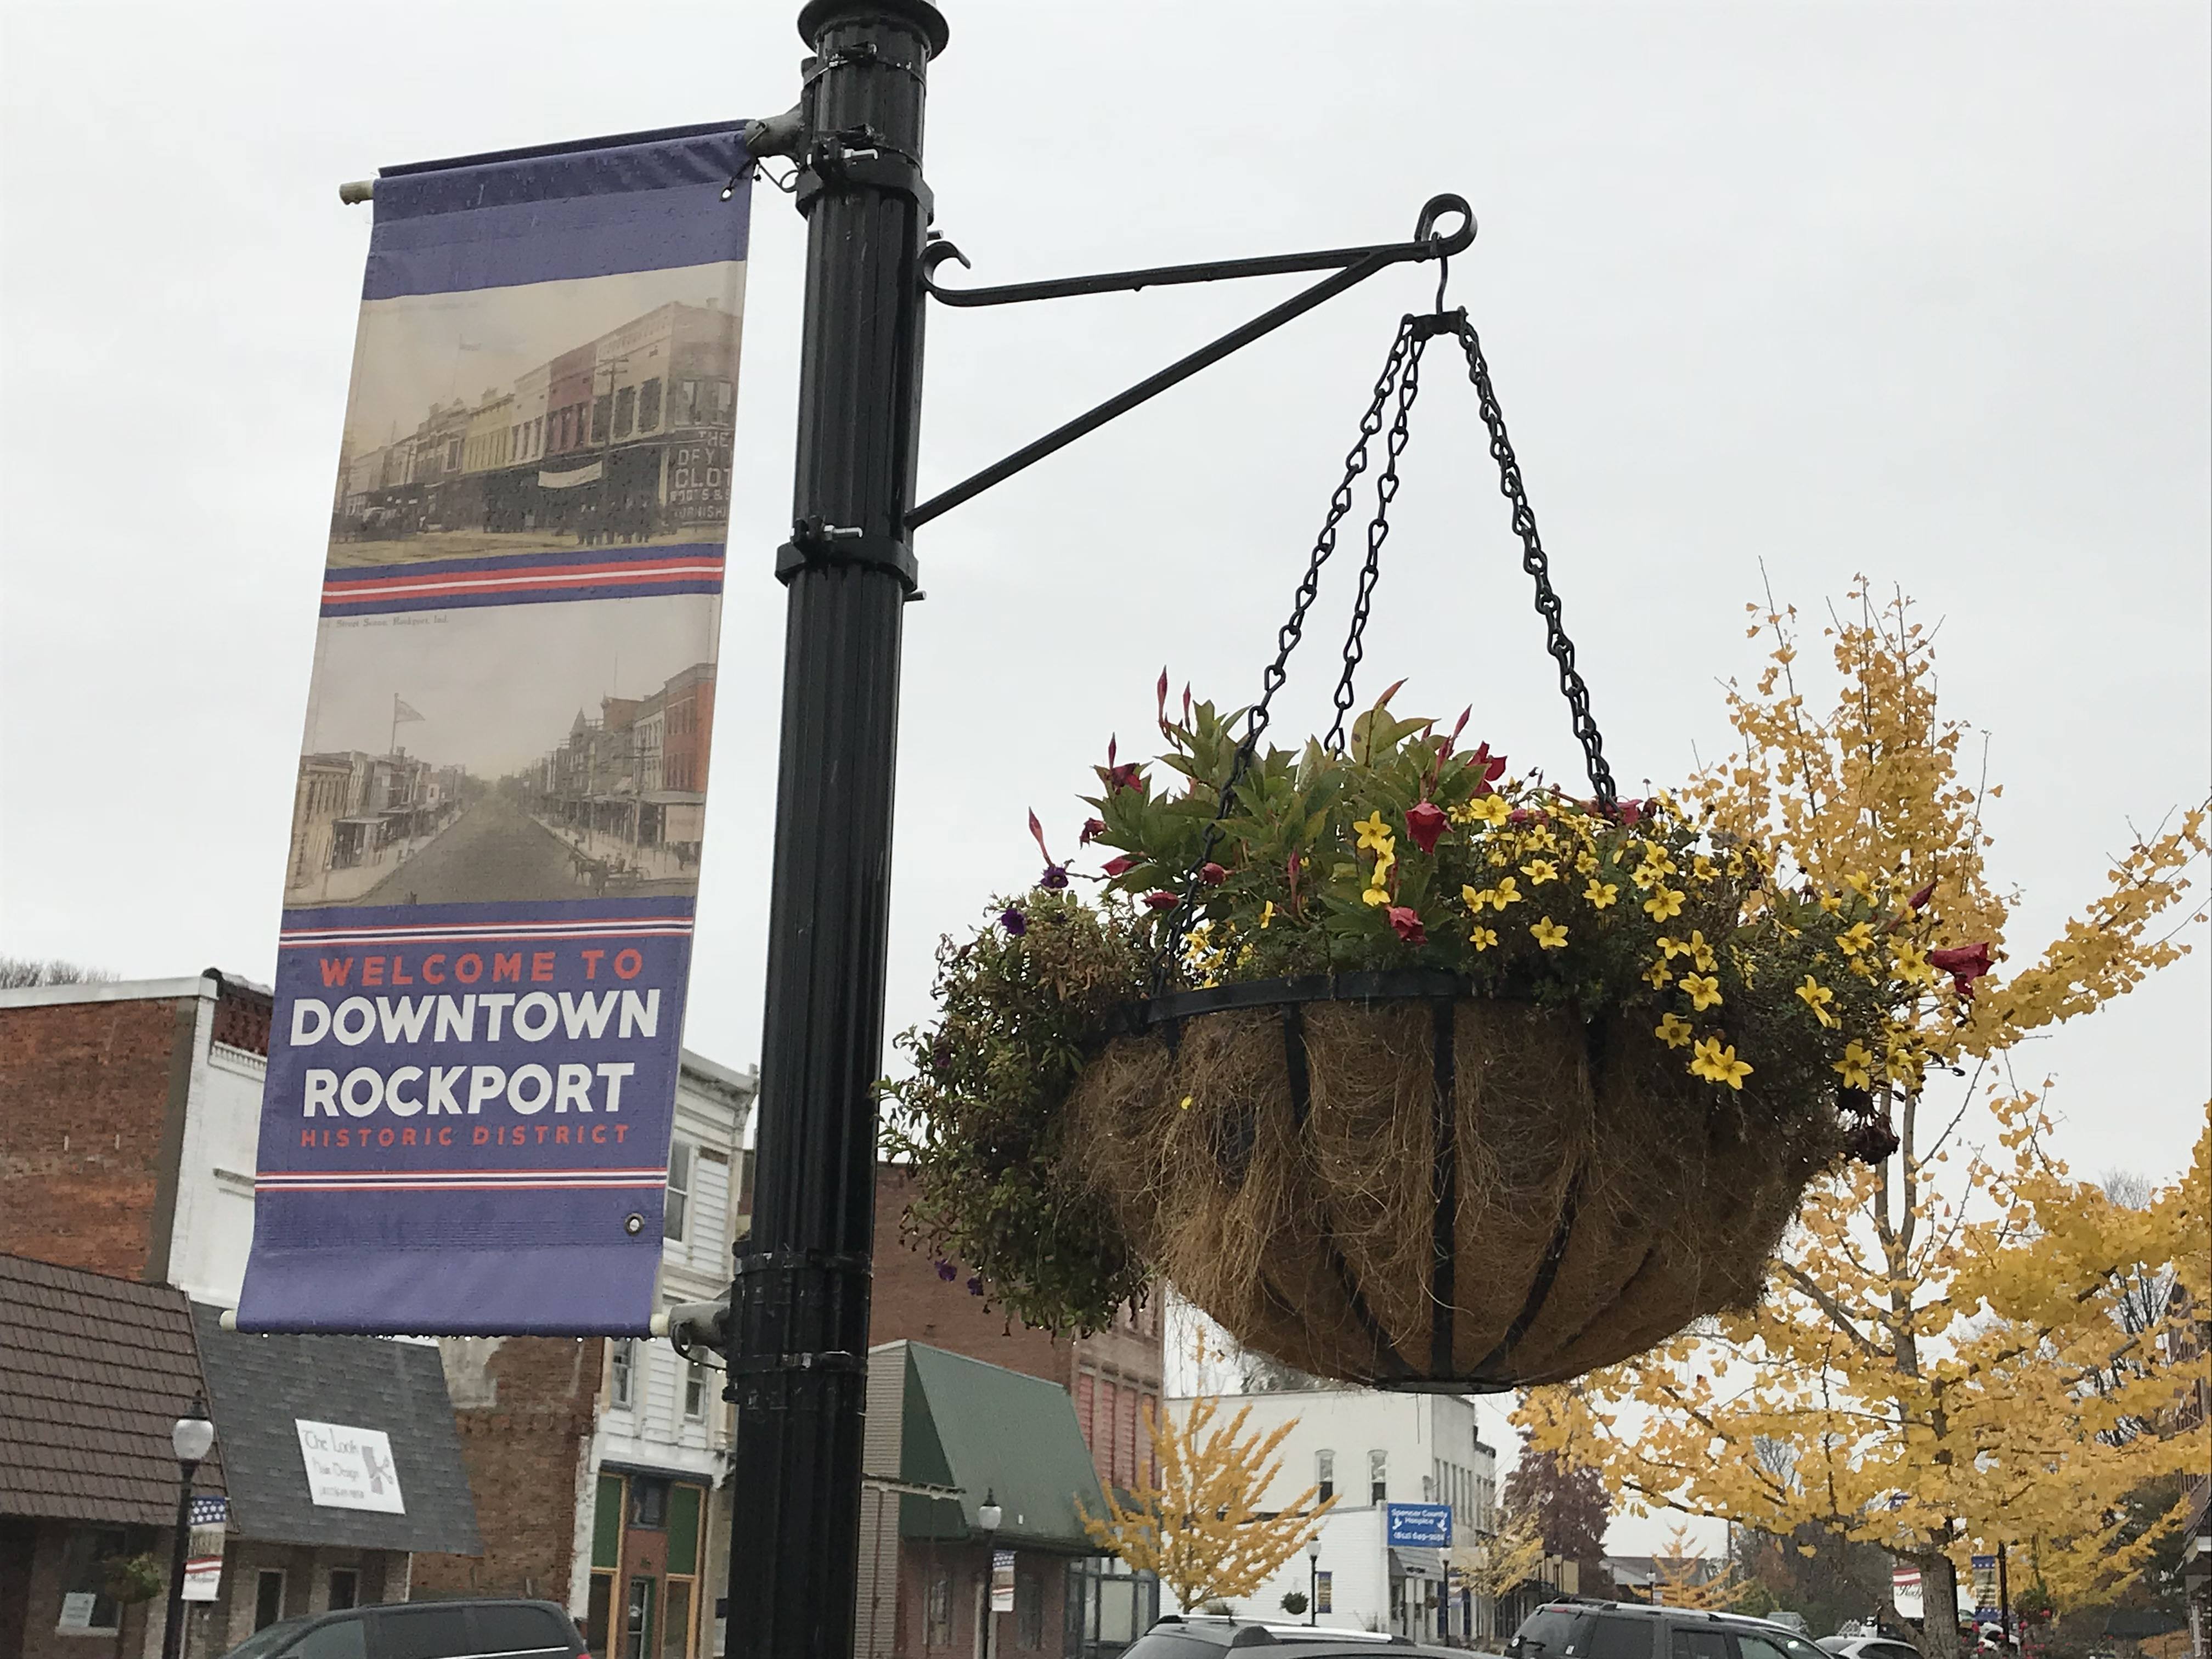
[183,1494,227,1601]
[238,123,754,1336]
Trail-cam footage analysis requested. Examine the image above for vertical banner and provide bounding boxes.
[239,123,753,1335]
[183,1495,228,1601]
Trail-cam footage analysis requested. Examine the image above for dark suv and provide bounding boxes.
[1125,1613,1462,1654]
[215,1599,586,1659]
[1508,1601,1833,1659]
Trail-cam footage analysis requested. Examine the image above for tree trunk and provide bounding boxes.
[1917,1554,1962,1659]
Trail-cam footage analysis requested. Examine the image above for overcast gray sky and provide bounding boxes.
[3,3,2207,1536]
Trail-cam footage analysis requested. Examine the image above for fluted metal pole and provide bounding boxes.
[723,4,946,1657]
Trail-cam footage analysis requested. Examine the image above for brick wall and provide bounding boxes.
[0,997,193,1278]
[866,1165,1166,1490]
[410,1336,605,1602]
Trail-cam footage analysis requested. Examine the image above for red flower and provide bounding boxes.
[1404,801,1447,855]
[1098,737,1144,793]
[1908,881,1936,911]
[1386,906,1427,945]
[1102,853,1142,878]
[1199,862,1228,885]
[1079,817,1107,845]
[1155,668,1171,733]
[1144,890,1180,911]
[1929,941,1996,995]
[1464,741,1508,788]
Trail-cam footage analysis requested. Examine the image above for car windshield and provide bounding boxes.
[218,1622,311,1659]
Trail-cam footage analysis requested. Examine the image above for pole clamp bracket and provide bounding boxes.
[777,516,919,591]
[795,129,934,219]
[723,1349,864,1377]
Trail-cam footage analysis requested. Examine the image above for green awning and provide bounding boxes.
[884,1342,1108,1555]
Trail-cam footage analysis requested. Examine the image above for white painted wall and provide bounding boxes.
[168,998,267,1307]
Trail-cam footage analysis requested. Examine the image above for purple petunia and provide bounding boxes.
[1040,865,1070,890]
[1000,906,1028,936]
[934,1258,958,1282]
[966,1276,984,1296]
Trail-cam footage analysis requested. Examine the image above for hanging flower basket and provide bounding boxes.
[883,308,1973,1389]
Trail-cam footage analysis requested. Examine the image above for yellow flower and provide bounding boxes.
[1464,794,1510,828]
[1657,934,1691,960]
[1630,861,1666,891]
[1794,975,1838,1029]
[1643,885,1686,922]
[1363,886,1390,907]
[1259,900,1275,930]
[1643,958,1674,988]
[1690,1037,1752,1090]
[1687,930,1717,970]
[1491,876,1522,910]
[1371,844,1396,882]
[1583,879,1619,910]
[1884,1037,1926,1088]
[1530,917,1570,949]
[1470,926,1498,951]
[1576,850,1600,875]
[1846,872,1876,899]
[1654,1013,1694,1049]
[1680,973,1722,1011]
[1521,858,1559,885]
[1462,883,1488,913]
[1354,812,1393,854]
[1180,1094,1195,1111]
[1833,1042,1874,1090]
[1692,854,1718,883]
[1523,824,1559,852]
[1817,893,1843,915]
[1891,940,1934,985]
[1837,921,1875,956]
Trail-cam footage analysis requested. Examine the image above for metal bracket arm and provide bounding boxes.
[906,194,1473,529]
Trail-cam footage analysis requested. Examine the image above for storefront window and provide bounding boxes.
[57,1526,128,1632]
[925,1571,952,1649]
[624,1579,655,1659]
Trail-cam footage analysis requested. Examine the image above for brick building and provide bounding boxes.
[786,1164,1169,1656]
[0,976,481,1652]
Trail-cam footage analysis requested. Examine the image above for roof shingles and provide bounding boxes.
[0,1254,227,1525]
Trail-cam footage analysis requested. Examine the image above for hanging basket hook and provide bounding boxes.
[1413,194,1476,256]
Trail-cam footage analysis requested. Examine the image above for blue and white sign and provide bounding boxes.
[1385,1502,1453,1547]
[238,122,754,1338]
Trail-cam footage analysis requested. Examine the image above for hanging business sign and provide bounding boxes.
[183,1494,228,1600]
[297,1420,408,1514]
[238,122,753,1336]
[1384,1502,1452,1547]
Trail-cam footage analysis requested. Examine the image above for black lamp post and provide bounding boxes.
[1306,1536,1322,1626]
[162,1395,215,1659]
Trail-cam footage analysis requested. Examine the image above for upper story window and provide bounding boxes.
[664,1141,692,1242]
[611,1338,636,1409]
[684,1357,708,1421]
[1315,1449,1335,1502]
[1368,1449,1387,1504]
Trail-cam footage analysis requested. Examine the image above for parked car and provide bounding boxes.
[1820,1637,1926,1659]
[1765,1616,1812,1637]
[1504,1600,1836,1659]
[215,1600,586,1659]
[1125,1613,1463,1655]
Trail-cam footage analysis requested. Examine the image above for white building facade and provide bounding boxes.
[1168,1387,1498,1645]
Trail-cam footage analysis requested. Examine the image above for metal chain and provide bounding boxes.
[1325,328,1429,752]
[1447,313,1618,810]
[1148,317,1420,989]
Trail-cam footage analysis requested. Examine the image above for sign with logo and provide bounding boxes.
[58,1594,98,1631]
[990,1549,1015,1614]
[1385,1502,1452,1547]
[1892,1566,1923,1621]
[296,1419,407,1513]
[1316,1571,1332,1614]
[238,123,754,1336]
[183,1494,228,1601]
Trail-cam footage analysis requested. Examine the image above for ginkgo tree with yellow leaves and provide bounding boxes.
[1521,586,2210,1659]
[1078,1394,1336,1613]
